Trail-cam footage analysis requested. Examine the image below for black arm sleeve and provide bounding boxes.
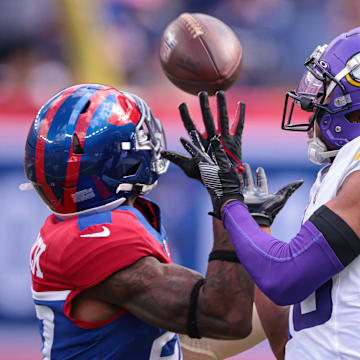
[309,205,360,266]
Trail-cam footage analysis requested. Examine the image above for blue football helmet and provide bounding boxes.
[24,84,169,216]
[282,27,360,163]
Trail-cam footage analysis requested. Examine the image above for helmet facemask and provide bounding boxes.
[282,44,354,132]
[113,92,170,198]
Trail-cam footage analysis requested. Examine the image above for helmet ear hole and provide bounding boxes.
[73,133,84,154]
[81,100,90,114]
[345,109,360,123]
[124,162,141,177]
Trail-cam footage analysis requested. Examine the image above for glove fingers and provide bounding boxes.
[269,181,302,220]
[189,130,206,152]
[231,102,245,137]
[161,150,197,177]
[255,167,269,194]
[179,102,209,150]
[199,91,217,138]
[161,150,189,165]
[243,162,255,190]
[179,103,196,132]
[275,180,304,200]
[210,136,232,170]
[180,137,209,163]
[216,90,229,135]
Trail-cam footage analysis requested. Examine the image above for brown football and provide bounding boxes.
[159,13,243,95]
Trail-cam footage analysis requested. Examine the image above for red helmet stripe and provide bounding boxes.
[35,85,84,211]
[63,88,108,211]
[107,94,141,126]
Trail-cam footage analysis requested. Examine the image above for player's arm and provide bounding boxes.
[192,136,360,306]
[254,170,360,360]
[87,219,254,340]
[325,170,360,237]
[223,172,360,307]
[254,285,288,360]
[252,226,288,360]
[179,304,266,360]
[177,232,288,360]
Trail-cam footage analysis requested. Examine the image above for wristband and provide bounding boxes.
[187,279,205,338]
[208,250,241,263]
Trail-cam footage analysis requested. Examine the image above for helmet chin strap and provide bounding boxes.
[116,181,158,195]
[307,127,339,165]
[53,197,127,220]
[20,182,158,219]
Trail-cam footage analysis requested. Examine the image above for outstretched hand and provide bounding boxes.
[242,163,304,226]
[180,135,244,219]
[162,91,245,180]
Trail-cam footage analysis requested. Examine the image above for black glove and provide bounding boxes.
[242,163,304,226]
[214,91,245,173]
[161,130,204,180]
[181,135,244,219]
[162,91,245,179]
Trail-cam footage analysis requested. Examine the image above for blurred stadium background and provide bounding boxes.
[1,0,359,359]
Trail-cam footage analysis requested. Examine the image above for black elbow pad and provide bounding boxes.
[309,205,360,266]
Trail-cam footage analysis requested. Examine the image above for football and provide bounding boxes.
[159,13,243,95]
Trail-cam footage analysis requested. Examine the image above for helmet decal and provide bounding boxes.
[345,73,360,87]
[345,53,360,87]
[24,84,169,215]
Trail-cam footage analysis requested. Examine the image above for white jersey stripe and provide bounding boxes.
[32,288,71,301]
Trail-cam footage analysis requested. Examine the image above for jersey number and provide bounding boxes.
[150,331,181,359]
[30,235,46,279]
[293,279,333,331]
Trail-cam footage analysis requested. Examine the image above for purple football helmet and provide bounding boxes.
[282,27,360,155]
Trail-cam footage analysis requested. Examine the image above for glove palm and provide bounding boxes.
[242,163,304,226]
[181,136,244,219]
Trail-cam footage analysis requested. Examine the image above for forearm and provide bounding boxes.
[197,218,254,339]
[254,228,287,360]
[99,245,253,340]
[95,218,253,339]
[255,286,288,360]
[180,304,266,360]
[222,202,344,305]
[211,217,239,251]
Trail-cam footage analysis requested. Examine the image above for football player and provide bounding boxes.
[169,27,360,359]
[24,84,299,359]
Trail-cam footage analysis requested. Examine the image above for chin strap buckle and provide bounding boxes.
[19,182,34,191]
[300,97,315,112]
[116,181,158,195]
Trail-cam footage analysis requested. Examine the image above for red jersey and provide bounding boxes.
[30,198,181,360]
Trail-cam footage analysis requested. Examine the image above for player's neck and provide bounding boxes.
[123,196,137,207]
